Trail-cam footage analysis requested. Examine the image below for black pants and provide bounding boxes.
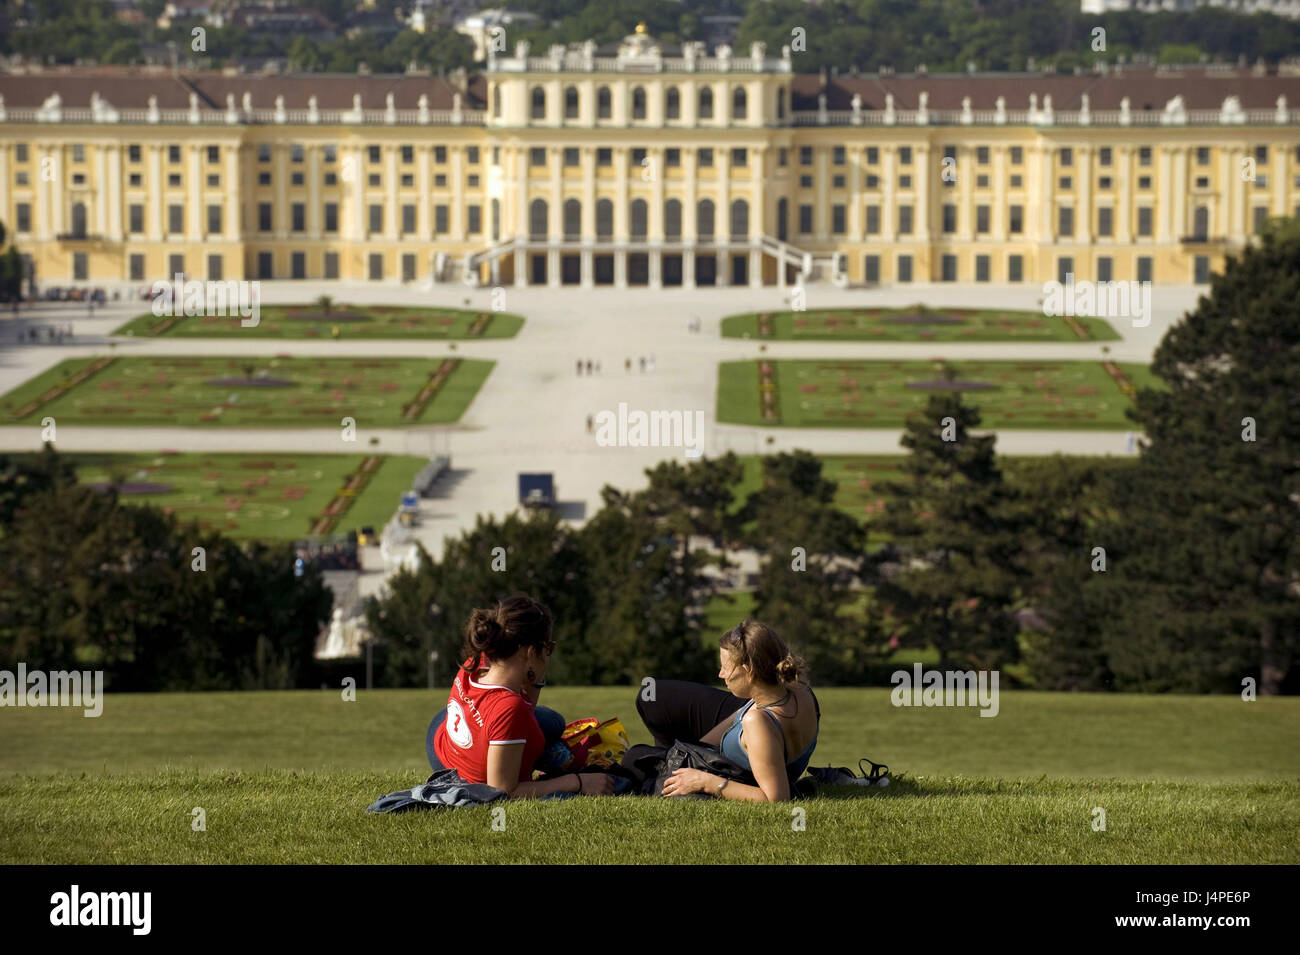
[636,679,747,749]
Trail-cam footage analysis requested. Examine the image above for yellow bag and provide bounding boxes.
[561,717,630,768]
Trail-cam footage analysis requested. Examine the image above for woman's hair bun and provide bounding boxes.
[468,609,503,649]
[775,653,801,683]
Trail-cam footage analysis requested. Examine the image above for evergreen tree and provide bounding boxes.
[1088,220,1300,694]
[742,451,877,683]
[869,392,1024,670]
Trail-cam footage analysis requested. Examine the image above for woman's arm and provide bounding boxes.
[485,743,616,798]
[485,742,580,798]
[662,708,792,802]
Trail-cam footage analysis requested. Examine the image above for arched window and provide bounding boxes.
[492,85,501,118]
[664,198,682,239]
[632,86,647,120]
[699,87,713,120]
[596,199,613,241]
[530,86,546,120]
[597,86,611,120]
[777,88,786,121]
[730,199,749,240]
[565,86,579,120]
[697,198,715,240]
[71,202,87,238]
[630,199,647,239]
[777,198,788,242]
[529,198,548,240]
[1193,205,1209,239]
[732,87,747,120]
[564,199,581,240]
[666,87,680,120]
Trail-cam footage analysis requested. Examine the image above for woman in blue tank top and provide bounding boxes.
[640,620,820,802]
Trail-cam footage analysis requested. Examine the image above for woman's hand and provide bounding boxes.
[661,768,717,797]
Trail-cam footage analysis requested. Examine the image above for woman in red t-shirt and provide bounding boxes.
[430,593,615,798]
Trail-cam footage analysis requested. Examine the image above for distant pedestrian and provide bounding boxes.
[595,361,601,375]
[585,359,593,375]
[624,358,631,373]
[639,356,646,373]
[577,359,583,376]
[648,355,656,373]
[1125,431,1136,455]
[586,414,594,434]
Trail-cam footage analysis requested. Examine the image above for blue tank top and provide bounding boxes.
[720,688,819,778]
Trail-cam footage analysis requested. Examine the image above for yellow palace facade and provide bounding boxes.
[2,29,1300,290]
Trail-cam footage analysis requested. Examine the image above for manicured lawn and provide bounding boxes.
[113,304,524,340]
[1,689,1295,863]
[718,359,1157,429]
[0,451,428,541]
[0,355,493,427]
[721,305,1120,342]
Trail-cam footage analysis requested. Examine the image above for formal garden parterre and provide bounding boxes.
[113,303,524,340]
[718,359,1161,429]
[721,306,1120,342]
[0,355,494,428]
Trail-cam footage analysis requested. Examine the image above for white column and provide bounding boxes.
[348,146,364,241]
[309,145,322,236]
[548,146,561,288]
[107,145,123,242]
[993,146,1006,240]
[1157,147,1172,243]
[750,146,764,287]
[815,146,827,240]
[453,146,466,240]
[1232,146,1248,237]
[849,145,862,239]
[148,145,163,240]
[683,149,696,286]
[1039,145,1053,242]
[274,144,288,239]
[1117,145,1132,243]
[94,146,108,238]
[582,146,595,288]
[651,146,665,240]
[417,146,430,238]
[188,144,202,241]
[1078,145,1092,244]
[917,145,931,244]
[385,146,397,240]
[960,147,974,242]
[1171,146,1186,239]
[226,145,241,240]
[882,146,896,241]
[615,146,628,239]
[1272,142,1286,215]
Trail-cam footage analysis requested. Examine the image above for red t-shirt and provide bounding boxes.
[433,662,543,784]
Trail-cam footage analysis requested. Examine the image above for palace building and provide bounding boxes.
[2,27,1300,290]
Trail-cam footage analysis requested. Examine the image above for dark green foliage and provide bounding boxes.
[1067,221,1300,694]
[0,445,332,690]
[869,393,1024,670]
[742,451,880,683]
